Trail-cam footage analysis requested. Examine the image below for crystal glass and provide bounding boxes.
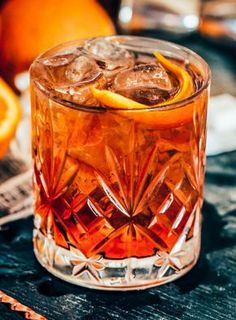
[30,36,210,290]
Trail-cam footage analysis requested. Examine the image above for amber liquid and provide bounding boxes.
[31,74,208,260]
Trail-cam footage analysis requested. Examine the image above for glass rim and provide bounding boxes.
[31,35,211,112]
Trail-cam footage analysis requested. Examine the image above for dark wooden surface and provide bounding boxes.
[1,27,236,320]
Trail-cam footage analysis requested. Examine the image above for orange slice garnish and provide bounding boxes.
[91,52,194,128]
[153,52,193,105]
[90,87,146,110]
[0,78,21,159]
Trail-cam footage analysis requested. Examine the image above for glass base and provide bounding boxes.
[33,227,200,291]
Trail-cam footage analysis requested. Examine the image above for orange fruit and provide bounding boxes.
[0,0,115,83]
[0,77,21,159]
[91,52,194,128]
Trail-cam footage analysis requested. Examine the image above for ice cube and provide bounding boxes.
[114,64,172,91]
[35,51,106,105]
[54,74,106,106]
[84,38,134,72]
[41,52,102,87]
[41,53,76,67]
[65,55,102,84]
[37,52,78,87]
[136,54,158,66]
[112,64,174,105]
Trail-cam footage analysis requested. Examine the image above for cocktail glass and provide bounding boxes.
[30,36,210,290]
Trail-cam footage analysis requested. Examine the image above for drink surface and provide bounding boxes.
[31,37,208,262]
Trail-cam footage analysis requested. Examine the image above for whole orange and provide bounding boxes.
[0,0,115,83]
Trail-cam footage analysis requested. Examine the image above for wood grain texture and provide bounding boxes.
[1,36,236,320]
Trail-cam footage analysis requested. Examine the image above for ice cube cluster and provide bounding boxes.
[32,38,177,106]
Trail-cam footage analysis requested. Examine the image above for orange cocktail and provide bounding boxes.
[30,36,210,290]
